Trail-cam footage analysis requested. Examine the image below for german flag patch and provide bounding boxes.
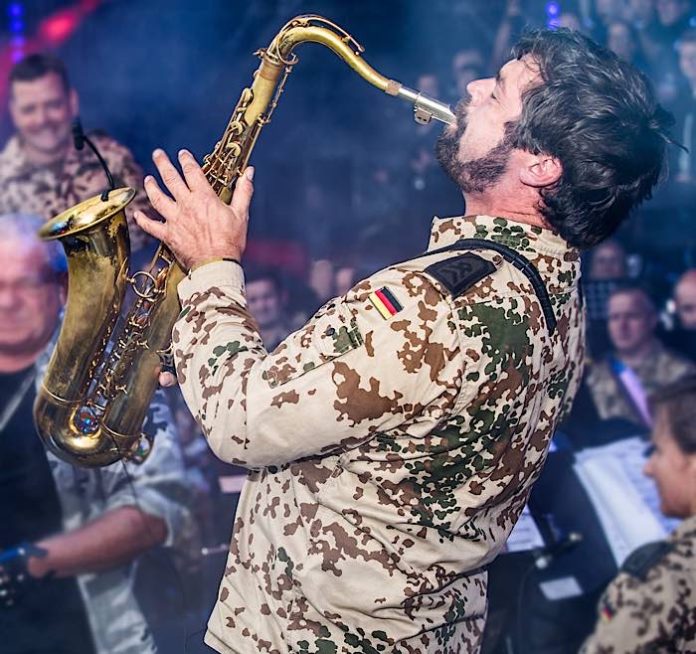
[368,287,403,320]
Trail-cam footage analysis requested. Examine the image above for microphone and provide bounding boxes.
[533,531,583,570]
[71,117,115,200]
[71,118,85,151]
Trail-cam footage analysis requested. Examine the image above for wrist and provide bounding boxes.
[23,543,50,579]
[188,256,242,275]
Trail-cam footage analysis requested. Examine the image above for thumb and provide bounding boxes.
[231,166,254,217]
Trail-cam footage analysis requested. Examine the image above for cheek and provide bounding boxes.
[47,107,70,125]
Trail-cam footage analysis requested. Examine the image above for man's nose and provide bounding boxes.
[0,286,21,309]
[466,77,493,103]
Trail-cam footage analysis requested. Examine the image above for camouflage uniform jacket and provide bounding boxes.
[586,342,696,427]
[173,215,585,654]
[0,132,151,250]
[581,515,696,653]
[33,342,198,654]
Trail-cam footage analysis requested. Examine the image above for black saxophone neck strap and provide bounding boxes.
[422,237,557,336]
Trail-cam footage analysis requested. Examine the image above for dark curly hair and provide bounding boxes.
[511,29,676,250]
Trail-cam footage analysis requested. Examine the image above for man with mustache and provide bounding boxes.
[138,29,674,654]
[0,53,150,252]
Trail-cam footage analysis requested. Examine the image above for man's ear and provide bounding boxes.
[519,154,562,188]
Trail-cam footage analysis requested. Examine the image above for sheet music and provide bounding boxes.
[506,506,546,552]
[574,437,679,566]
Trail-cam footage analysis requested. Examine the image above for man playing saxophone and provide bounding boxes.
[135,29,673,654]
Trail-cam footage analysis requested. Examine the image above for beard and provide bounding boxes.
[435,102,515,194]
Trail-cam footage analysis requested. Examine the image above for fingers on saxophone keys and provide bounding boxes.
[152,148,190,198]
[178,149,210,192]
[230,166,255,216]
[143,174,177,215]
[133,209,168,242]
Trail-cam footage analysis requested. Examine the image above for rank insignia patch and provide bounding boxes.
[368,287,403,320]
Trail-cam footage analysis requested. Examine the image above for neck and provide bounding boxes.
[617,339,657,369]
[19,137,70,167]
[463,190,548,229]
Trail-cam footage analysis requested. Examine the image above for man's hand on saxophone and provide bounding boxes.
[133,148,255,271]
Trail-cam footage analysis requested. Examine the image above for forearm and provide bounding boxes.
[28,506,167,579]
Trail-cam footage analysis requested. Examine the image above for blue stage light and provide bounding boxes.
[7,3,23,18]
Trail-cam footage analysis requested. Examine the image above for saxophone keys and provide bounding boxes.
[226,142,242,157]
[228,121,244,136]
[239,88,253,106]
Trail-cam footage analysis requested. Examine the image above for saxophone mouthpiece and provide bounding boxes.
[387,82,456,126]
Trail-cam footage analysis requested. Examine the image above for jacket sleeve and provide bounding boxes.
[172,260,465,468]
[98,391,197,551]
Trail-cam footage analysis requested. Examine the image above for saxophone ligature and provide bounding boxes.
[33,14,456,468]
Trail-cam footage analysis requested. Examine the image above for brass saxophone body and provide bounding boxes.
[34,15,455,468]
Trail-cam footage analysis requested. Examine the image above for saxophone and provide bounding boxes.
[33,14,456,468]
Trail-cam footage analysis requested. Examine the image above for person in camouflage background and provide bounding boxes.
[581,376,696,653]
[587,286,696,429]
[136,29,674,654]
[0,53,151,251]
[0,215,198,654]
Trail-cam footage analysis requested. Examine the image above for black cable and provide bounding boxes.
[71,118,116,200]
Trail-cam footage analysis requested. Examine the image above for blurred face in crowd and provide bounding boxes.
[335,266,356,297]
[9,72,78,163]
[436,56,541,194]
[644,407,696,517]
[657,0,690,26]
[679,40,696,87]
[608,22,638,61]
[246,278,284,330]
[596,0,626,23]
[607,290,658,356]
[0,237,63,372]
[629,0,656,23]
[589,240,627,280]
[452,49,484,98]
[675,270,696,329]
[558,13,583,30]
[417,73,440,99]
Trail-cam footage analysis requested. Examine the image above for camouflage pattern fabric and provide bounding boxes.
[34,341,198,654]
[173,215,585,654]
[0,132,151,250]
[587,344,696,427]
[581,515,696,653]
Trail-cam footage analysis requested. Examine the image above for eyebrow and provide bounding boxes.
[495,70,507,95]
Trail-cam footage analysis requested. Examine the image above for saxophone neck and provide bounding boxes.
[272,15,456,126]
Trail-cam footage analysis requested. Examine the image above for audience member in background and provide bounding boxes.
[629,0,658,28]
[670,28,696,181]
[492,0,525,73]
[587,286,696,430]
[656,0,693,45]
[664,268,696,360]
[607,19,650,71]
[585,239,629,356]
[450,47,485,100]
[582,375,696,653]
[675,268,696,327]
[588,239,629,280]
[0,214,195,654]
[307,257,335,305]
[245,267,292,350]
[0,53,151,253]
